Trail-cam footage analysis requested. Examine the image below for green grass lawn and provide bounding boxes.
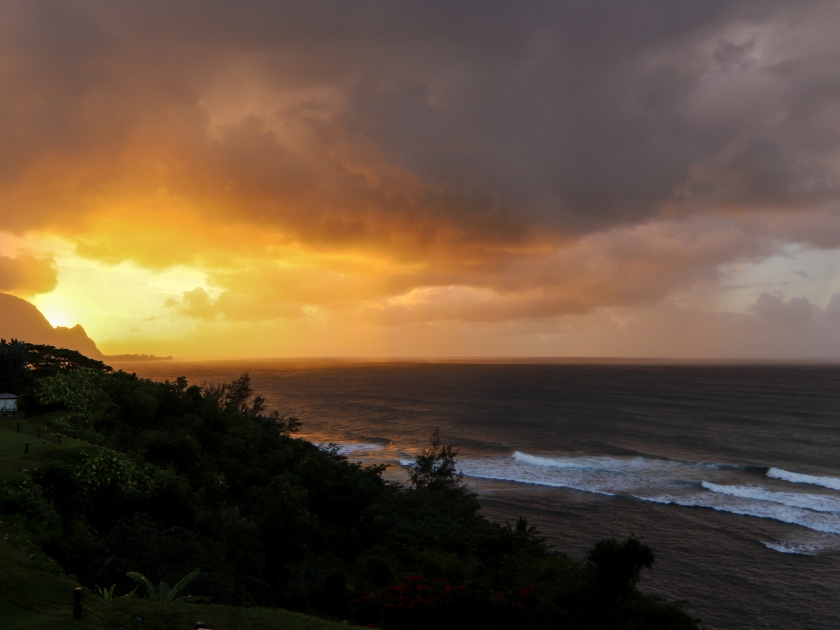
[0,418,356,629]
[0,415,82,459]
[0,602,97,630]
[0,417,90,481]
[89,597,358,630]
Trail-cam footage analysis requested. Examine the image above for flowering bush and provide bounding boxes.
[350,574,537,629]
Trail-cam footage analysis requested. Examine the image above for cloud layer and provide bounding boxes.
[2,1,840,353]
[0,253,57,296]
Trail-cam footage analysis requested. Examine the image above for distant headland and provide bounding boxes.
[0,293,171,363]
[0,293,102,358]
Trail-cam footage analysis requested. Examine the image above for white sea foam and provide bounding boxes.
[459,457,617,495]
[457,451,840,537]
[336,442,386,455]
[459,452,686,497]
[511,452,657,474]
[510,451,742,476]
[512,452,632,470]
[761,541,819,556]
[767,467,840,491]
[637,492,840,535]
[702,481,840,514]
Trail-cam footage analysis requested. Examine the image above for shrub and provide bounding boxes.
[407,428,464,492]
[350,574,538,630]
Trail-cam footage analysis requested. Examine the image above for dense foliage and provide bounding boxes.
[1,342,700,629]
[0,338,111,396]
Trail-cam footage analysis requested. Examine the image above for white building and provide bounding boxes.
[0,393,18,414]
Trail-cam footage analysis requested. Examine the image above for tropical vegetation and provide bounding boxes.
[0,338,700,628]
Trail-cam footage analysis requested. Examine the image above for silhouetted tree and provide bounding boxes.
[0,338,29,393]
[206,373,265,417]
[408,427,464,491]
[587,536,655,598]
[206,372,300,434]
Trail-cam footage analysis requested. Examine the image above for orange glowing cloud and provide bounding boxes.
[0,253,57,296]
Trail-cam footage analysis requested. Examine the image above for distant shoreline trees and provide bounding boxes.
[104,354,173,362]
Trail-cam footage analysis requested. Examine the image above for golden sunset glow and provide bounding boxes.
[3,2,840,358]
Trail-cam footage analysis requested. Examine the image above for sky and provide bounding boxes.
[2,0,840,358]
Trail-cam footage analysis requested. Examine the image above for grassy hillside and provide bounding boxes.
[0,603,87,630]
[0,415,82,460]
[0,417,354,630]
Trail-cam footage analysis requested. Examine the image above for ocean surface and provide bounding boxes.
[116,359,840,630]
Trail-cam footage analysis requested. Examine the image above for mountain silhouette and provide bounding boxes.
[0,293,103,358]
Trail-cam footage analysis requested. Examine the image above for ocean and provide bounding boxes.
[116,359,840,630]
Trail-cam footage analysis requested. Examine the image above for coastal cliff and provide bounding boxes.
[0,293,102,359]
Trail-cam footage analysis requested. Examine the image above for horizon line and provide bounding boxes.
[104,355,840,365]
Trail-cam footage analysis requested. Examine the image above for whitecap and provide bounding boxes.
[636,492,840,535]
[767,467,840,491]
[701,481,840,514]
[762,541,819,556]
[336,442,386,455]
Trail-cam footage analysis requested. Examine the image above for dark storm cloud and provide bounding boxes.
[3,1,837,229]
[749,292,814,324]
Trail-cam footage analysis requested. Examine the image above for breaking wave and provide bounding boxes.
[702,481,840,513]
[457,451,840,541]
[640,493,840,535]
[762,541,819,556]
[335,442,387,455]
[767,467,840,491]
